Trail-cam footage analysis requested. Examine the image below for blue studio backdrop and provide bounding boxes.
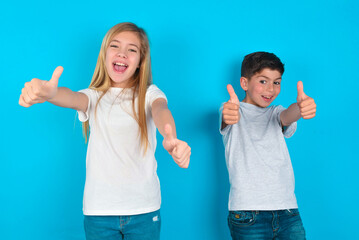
[2,0,358,239]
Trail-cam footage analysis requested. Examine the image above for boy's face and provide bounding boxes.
[240,68,282,108]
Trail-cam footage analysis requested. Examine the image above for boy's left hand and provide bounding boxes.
[162,124,191,168]
[297,81,317,119]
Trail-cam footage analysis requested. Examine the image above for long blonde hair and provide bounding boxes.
[83,22,152,151]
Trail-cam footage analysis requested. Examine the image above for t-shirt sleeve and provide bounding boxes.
[219,103,232,135]
[77,88,96,122]
[276,105,297,138]
[146,85,167,108]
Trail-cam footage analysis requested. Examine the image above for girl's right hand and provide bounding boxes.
[19,66,63,107]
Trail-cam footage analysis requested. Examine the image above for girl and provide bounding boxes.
[19,22,191,240]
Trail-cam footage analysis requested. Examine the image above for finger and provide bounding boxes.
[19,94,31,107]
[223,102,239,111]
[184,157,190,168]
[24,82,41,101]
[224,120,239,125]
[176,148,191,168]
[298,98,315,108]
[297,81,307,102]
[223,115,239,122]
[182,151,192,168]
[22,87,34,104]
[179,153,191,168]
[303,113,316,119]
[172,142,189,159]
[225,120,238,125]
[300,104,316,114]
[227,84,240,105]
[301,108,316,117]
[49,66,63,87]
[222,108,240,116]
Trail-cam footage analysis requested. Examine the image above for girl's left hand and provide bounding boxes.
[162,124,191,168]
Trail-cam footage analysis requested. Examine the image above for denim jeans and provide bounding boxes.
[228,209,306,240]
[84,210,161,240]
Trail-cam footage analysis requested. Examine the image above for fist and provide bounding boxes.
[19,66,63,107]
[162,124,191,168]
[222,84,240,125]
[297,81,316,119]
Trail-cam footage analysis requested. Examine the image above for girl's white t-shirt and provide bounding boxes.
[78,85,167,216]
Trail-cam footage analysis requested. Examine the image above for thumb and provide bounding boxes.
[227,84,240,105]
[48,66,63,87]
[297,81,307,102]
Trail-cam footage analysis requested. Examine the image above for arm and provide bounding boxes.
[19,66,88,112]
[221,84,240,130]
[280,103,302,126]
[48,87,88,112]
[151,98,176,139]
[152,98,191,168]
[280,81,317,126]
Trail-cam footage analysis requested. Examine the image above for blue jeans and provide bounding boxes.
[228,209,306,240]
[84,210,161,240]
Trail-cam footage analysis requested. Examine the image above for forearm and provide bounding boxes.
[153,106,177,138]
[152,99,177,138]
[280,103,302,126]
[48,87,88,112]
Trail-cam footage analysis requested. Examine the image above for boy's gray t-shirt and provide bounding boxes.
[220,102,298,210]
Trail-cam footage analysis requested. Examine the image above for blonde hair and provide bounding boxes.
[83,22,152,152]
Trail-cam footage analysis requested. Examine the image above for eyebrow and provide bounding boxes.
[257,75,282,80]
[110,40,140,49]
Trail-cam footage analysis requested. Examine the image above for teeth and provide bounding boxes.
[114,62,127,66]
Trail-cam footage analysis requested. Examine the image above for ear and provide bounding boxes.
[240,77,248,91]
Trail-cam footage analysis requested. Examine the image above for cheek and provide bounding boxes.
[275,86,281,94]
[253,85,264,93]
[105,53,111,67]
[133,56,141,68]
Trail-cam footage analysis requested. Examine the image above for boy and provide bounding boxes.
[220,52,316,239]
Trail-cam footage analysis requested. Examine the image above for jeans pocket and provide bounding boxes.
[228,211,256,227]
[285,208,300,216]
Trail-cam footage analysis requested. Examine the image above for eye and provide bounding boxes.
[259,80,267,84]
[110,45,118,48]
[128,48,137,53]
[274,81,281,85]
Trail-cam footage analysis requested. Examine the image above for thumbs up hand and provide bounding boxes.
[19,66,63,107]
[162,124,191,168]
[222,84,240,125]
[296,81,316,119]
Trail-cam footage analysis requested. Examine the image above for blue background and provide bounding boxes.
[2,0,358,239]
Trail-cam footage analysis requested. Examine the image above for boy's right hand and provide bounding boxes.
[222,84,240,125]
[19,66,63,107]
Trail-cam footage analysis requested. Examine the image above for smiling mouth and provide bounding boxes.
[113,62,128,73]
[262,95,273,102]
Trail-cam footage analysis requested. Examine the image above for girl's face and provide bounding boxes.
[105,31,141,88]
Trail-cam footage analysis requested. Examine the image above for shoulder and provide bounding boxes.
[271,105,287,116]
[79,88,101,101]
[146,84,167,103]
[79,88,99,96]
[146,84,165,95]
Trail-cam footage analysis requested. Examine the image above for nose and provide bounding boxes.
[266,83,274,92]
[117,49,127,58]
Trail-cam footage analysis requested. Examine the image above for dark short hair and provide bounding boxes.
[241,52,284,79]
